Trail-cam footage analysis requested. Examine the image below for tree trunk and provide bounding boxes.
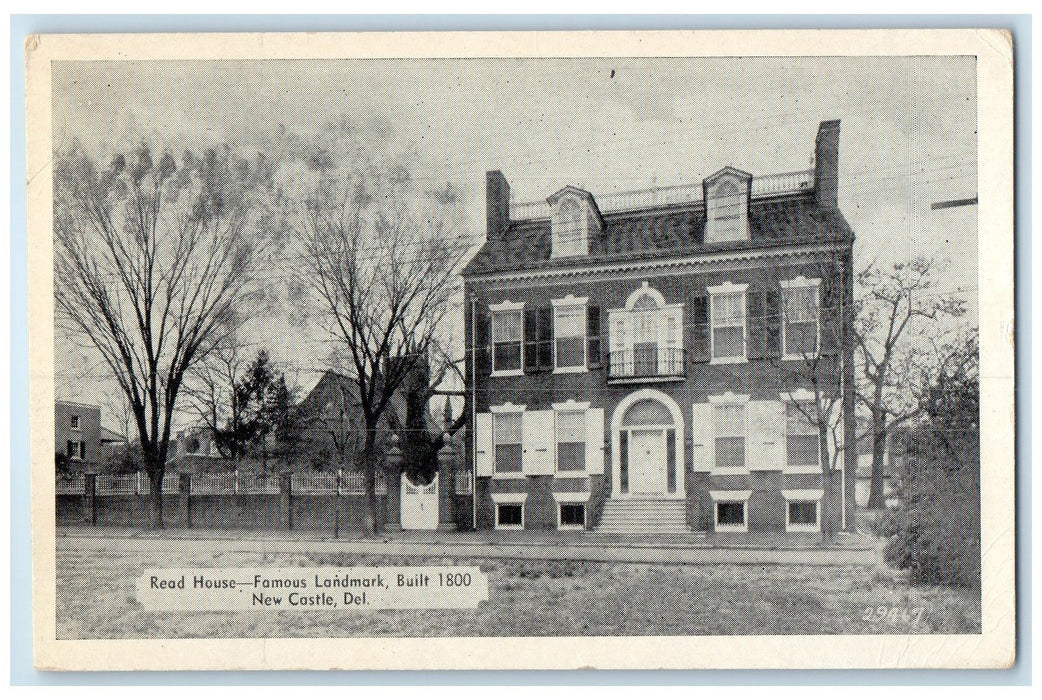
[820,424,836,546]
[867,429,888,509]
[146,465,165,530]
[361,426,380,537]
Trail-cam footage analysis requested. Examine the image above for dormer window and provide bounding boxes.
[704,168,751,244]
[549,187,602,259]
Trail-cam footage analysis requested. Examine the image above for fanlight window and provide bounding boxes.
[621,399,674,428]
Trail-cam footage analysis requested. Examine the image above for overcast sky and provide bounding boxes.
[53,56,978,425]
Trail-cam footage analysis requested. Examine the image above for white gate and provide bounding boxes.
[401,473,438,530]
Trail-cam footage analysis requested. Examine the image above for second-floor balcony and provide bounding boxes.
[607,347,687,381]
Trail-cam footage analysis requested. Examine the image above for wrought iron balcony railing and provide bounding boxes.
[607,347,687,380]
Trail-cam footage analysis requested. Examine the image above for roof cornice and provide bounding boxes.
[464,240,849,286]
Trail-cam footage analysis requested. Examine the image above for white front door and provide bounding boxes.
[401,474,439,530]
[629,429,666,495]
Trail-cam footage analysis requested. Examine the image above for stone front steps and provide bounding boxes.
[595,497,690,534]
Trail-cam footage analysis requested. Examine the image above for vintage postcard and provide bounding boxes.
[26,29,1015,671]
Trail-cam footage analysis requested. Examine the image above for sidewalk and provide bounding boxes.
[57,525,879,566]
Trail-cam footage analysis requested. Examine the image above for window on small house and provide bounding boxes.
[786,402,820,468]
[716,501,746,527]
[492,308,523,373]
[783,285,820,357]
[714,403,746,470]
[493,413,522,473]
[554,305,586,369]
[788,501,819,527]
[559,503,586,528]
[496,503,523,528]
[70,415,80,430]
[556,411,586,472]
[711,291,746,360]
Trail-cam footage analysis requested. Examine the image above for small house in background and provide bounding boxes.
[167,426,226,474]
[295,369,409,473]
[55,400,103,473]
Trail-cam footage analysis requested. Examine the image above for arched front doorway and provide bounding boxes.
[610,389,685,498]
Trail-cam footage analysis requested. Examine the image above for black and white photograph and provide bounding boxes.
[26,29,1014,671]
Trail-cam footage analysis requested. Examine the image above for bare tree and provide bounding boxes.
[290,126,469,535]
[757,249,856,545]
[54,141,279,527]
[854,257,965,509]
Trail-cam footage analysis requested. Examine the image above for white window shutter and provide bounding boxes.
[749,400,784,471]
[475,413,494,477]
[691,402,714,472]
[522,410,555,475]
[585,408,605,475]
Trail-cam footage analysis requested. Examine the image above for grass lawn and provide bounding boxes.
[56,540,981,639]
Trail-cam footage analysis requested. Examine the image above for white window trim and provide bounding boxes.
[780,278,822,361]
[490,301,524,376]
[489,299,524,312]
[491,493,528,530]
[489,402,526,414]
[779,276,822,290]
[70,415,81,430]
[708,282,749,365]
[709,490,752,533]
[552,399,591,411]
[552,492,591,530]
[782,489,824,533]
[552,296,588,374]
[709,394,750,475]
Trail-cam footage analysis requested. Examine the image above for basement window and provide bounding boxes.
[716,502,746,529]
[496,504,524,530]
[559,503,586,529]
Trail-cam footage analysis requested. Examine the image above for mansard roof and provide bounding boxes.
[462,192,854,277]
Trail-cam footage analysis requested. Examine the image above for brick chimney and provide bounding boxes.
[814,120,841,209]
[486,170,510,241]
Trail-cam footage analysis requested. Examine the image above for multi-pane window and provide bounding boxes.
[492,308,523,373]
[783,285,820,357]
[716,501,746,527]
[493,413,522,474]
[711,291,746,360]
[786,402,820,468]
[70,415,80,429]
[559,503,586,528]
[554,306,586,369]
[555,411,586,472]
[706,180,749,243]
[714,403,746,470]
[66,441,85,460]
[496,504,523,528]
[788,501,819,527]
[552,197,586,258]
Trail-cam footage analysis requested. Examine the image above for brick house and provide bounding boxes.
[462,120,857,534]
[55,400,103,472]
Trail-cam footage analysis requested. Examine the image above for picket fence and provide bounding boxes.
[56,470,474,496]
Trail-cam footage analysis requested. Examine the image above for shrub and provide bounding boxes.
[883,334,980,589]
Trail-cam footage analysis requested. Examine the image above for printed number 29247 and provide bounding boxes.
[862,606,927,625]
